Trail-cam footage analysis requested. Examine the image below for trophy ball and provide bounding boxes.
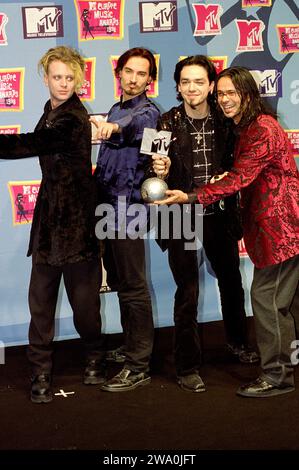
[141,177,168,202]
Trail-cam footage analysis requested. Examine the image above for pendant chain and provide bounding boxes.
[186,112,210,145]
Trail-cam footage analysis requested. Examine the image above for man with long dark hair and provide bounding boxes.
[152,56,258,393]
[93,48,160,392]
[155,66,299,397]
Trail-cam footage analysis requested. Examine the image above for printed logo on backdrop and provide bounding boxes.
[285,130,299,158]
[210,56,227,74]
[139,1,177,33]
[276,25,299,54]
[235,20,265,52]
[0,68,25,112]
[74,0,125,41]
[238,239,248,258]
[250,69,282,98]
[78,58,96,101]
[242,0,272,7]
[110,55,160,100]
[22,6,63,39]
[0,12,8,46]
[192,3,223,36]
[0,125,20,134]
[8,181,40,226]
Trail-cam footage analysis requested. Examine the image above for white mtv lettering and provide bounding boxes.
[247,26,260,46]
[193,4,222,33]
[25,7,61,34]
[205,11,218,30]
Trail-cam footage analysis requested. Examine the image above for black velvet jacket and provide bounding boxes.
[0,93,98,265]
[157,103,243,240]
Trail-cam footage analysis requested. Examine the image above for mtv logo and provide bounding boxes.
[192,4,222,36]
[0,12,8,45]
[235,20,264,51]
[22,6,63,38]
[140,1,177,32]
[141,128,172,155]
[250,69,282,97]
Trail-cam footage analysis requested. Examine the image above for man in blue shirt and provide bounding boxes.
[93,48,160,392]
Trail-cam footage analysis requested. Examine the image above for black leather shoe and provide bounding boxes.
[106,346,126,363]
[177,373,206,393]
[101,368,151,392]
[237,376,295,398]
[30,374,53,404]
[83,359,107,385]
[227,344,260,364]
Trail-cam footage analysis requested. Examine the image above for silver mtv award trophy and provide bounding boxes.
[140,128,172,202]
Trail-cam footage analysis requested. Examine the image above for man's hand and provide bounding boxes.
[90,117,119,141]
[154,189,188,205]
[152,154,171,178]
[210,172,228,184]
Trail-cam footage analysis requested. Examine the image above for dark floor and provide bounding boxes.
[1,319,299,463]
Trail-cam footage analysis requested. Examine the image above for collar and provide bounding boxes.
[44,93,80,117]
[119,92,148,110]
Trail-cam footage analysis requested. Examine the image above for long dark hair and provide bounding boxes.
[216,66,277,128]
[173,55,217,108]
[115,47,157,81]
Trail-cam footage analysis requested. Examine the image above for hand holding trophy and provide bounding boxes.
[140,128,172,203]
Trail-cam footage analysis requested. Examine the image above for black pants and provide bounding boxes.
[28,257,104,375]
[168,214,248,376]
[103,237,154,373]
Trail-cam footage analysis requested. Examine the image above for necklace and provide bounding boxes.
[186,112,210,145]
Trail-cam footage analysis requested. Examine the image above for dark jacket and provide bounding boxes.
[157,104,242,240]
[0,93,98,265]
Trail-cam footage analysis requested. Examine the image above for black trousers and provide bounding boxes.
[168,214,248,376]
[103,237,154,373]
[28,257,104,375]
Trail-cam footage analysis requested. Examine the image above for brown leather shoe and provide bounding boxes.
[237,377,295,397]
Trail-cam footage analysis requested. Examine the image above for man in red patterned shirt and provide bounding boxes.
[154,66,299,398]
